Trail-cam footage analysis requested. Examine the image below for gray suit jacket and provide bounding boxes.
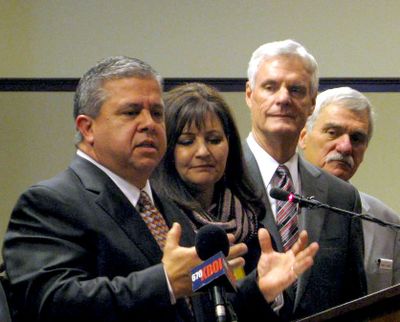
[361,191,400,293]
[243,143,367,319]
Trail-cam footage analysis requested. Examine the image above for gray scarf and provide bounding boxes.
[189,188,258,243]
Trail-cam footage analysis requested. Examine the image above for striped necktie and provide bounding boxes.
[137,190,169,249]
[272,165,299,252]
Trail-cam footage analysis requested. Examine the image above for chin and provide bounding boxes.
[329,169,350,181]
[268,124,299,137]
[134,159,160,172]
[192,179,215,186]
[188,179,216,189]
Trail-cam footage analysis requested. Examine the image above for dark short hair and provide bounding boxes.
[73,56,163,142]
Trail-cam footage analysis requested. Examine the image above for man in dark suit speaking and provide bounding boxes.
[243,40,367,319]
[3,56,318,322]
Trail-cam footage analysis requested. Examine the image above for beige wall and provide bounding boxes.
[1,0,400,78]
[1,93,76,252]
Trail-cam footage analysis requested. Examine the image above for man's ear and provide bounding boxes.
[298,127,308,150]
[75,115,95,145]
[245,81,253,109]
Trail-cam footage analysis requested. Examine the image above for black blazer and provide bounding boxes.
[243,142,367,319]
[3,156,277,322]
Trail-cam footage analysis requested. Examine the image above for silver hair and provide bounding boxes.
[247,39,319,96]
[306,87,375,140]
[73,56,163,143]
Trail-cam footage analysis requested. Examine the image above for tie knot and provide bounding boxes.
[276,165,290,178]
[138,190,152,210]
[272,164,294,193]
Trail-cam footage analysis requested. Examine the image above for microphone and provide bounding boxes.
[195,224,230,259]
[270,188,400,230]
[269,187,322,208]
[192,225,237,322]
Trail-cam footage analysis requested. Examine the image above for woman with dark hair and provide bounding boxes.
[152,82,266,272]
[152,83,319,321]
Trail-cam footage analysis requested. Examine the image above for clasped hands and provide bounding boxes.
[162,223,319,301]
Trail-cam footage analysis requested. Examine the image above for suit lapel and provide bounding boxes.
[97,185,164,263]
[70,156,163,264]
[294,157,328,309]
[298,157,327,244]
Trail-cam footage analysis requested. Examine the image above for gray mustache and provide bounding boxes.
[326,153,354,168]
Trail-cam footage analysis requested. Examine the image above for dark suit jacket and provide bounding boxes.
[0,279,11,322]
[3,156,277,322]
[243,143,367,319]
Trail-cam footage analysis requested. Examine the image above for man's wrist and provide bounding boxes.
[163,264,176,304]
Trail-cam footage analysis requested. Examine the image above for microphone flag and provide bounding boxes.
[191,251,237,293]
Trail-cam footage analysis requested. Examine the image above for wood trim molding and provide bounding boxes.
[1,77,399,92]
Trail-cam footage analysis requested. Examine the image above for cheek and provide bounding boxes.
[174,148,191,173]
[251,92,269,109]
[321,149,335,165]
[217,146,229,170]
[356,146,366,159]
[353,149,366,165]
[307,138,329,164]
[158,133,167,155]
[298,107,312,124]
[319,140,336,155]
[100,128,125,149]
[119,123,139,143]
[157,123,166,138]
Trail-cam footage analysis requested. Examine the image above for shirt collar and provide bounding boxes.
[246,132,300,193]
[76,150,154,207]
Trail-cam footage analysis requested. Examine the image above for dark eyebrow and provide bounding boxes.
[151,102,164,108]
[205,129,224,135]
[120,102,164,111]
[179,131,195,135]
[351,130,369,139]
[122,103,142,109]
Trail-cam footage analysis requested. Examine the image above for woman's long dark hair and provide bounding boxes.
[152,83,265,221]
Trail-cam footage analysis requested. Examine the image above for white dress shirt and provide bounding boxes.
[246,132,302,219]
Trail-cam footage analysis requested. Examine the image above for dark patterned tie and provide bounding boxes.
[137,190,169,249]
[138,192,194,316]
[272,165,299,252]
